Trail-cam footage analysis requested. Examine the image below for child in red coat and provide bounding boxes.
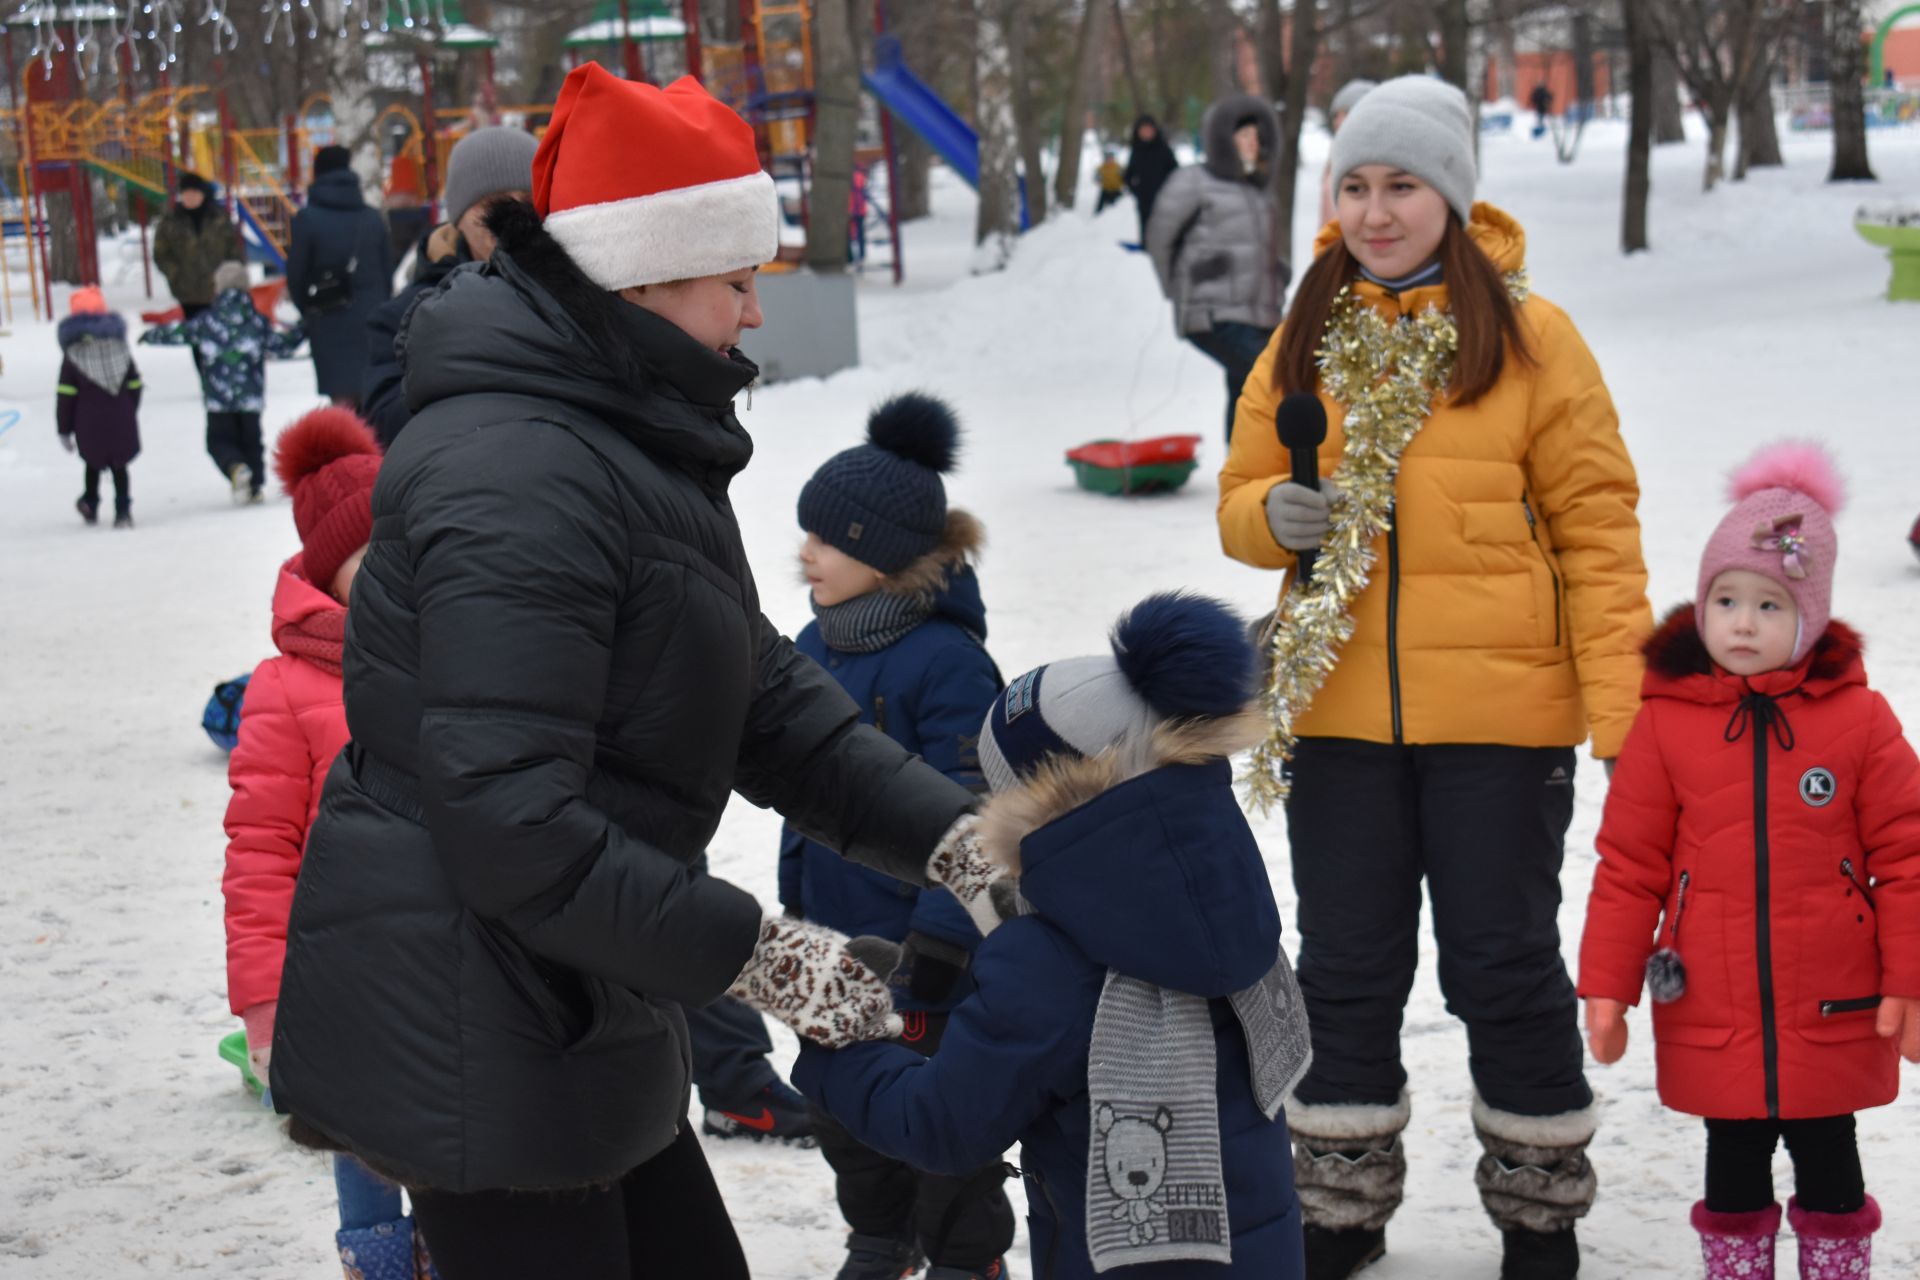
[1579,443,1920,1280]
[220,408,428,1277]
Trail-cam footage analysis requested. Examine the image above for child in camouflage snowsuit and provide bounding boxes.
[140,260,306,503]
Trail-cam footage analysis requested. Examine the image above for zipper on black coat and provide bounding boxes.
[1387,503,1404,744]
[1522,496,1563,647]
[1750,716,1781,1120]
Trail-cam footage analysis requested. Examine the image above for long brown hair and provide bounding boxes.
[1273,217,1533,407]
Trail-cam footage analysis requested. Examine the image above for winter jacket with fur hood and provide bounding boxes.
[779,520,1000,1005]
[1579,609,1920,1120]
[223,557,349,1016]
[1218,207,1651,758]
[1145,95,1290,337]
[269,200,977,1194]
[794,712,1303,1280]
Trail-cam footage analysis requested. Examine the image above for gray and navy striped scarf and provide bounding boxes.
[812,588,936,655]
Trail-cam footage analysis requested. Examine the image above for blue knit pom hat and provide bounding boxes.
[978,593,1259,793]
[797,392,961,574]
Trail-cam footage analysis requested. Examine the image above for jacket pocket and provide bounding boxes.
[469,914,596,1047]
[1459,501,1556,648]
[1802,998,1884,1043]
[1650,889,1736,1042]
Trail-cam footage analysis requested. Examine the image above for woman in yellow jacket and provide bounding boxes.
[1217,78,1650,1280]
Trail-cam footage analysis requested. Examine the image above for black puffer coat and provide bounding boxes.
[270,201,975,1193]
[287,169,393,398]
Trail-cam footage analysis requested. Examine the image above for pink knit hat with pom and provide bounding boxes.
[1695,442,1846,665]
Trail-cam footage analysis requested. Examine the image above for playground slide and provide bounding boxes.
[862,36,1027,228]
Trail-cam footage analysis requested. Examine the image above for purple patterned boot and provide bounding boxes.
[1788,1195,1880,1279]
[1692,1202,1779,1279]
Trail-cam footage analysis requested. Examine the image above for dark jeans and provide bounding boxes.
[1095,189,1123,214]
[81,464,130,513]
[1286,738,1591,1118]
[1705,1115,1865,1215]
[410,1125,749,1280]
[206,411,263,491]
[686,995,779,1108]
[812,1012,1015,1269]
[1186,321,1274,443]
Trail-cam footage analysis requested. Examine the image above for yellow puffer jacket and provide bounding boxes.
[1218,204,1650,758]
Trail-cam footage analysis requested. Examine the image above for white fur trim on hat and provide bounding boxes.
[544,169,779,291]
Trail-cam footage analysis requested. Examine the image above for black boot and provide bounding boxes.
[1303,1225,1386,1279]
[832,1232,923,1280]
[75,495,98,525]
[1501,1226,1580,1280]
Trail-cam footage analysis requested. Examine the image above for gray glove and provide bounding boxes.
[1265,478,1344,552]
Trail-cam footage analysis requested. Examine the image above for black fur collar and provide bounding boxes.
[1644,603,1864,684]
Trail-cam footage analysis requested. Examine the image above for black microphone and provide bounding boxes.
[1275,392,1328,584]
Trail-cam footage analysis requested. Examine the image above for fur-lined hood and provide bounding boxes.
[57,312,126,347]
[975,708,1281,997]
[1642,604,1866,704]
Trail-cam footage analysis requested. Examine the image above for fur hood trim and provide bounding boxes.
[877,508,984,605]
[1644,603,1864,684]
[977,706,1265,874]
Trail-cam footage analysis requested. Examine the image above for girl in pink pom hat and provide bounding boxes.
[1579,442,1920,1279]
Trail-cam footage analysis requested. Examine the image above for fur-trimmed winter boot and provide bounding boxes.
[1288,1092,1409,1279]
[1788,1195,1880,1279]
[1472,1096,1597,1280]
[1692,1202,1779,1279]
[336,1217,419,1280]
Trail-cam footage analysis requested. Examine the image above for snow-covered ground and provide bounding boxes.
[3,114,1918,1277]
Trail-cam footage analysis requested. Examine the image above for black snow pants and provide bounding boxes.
[1286,738,1593,1119]
[811,1010,1016,1270]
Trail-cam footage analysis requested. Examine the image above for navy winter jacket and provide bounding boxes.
[795,735,1305,1280]
[780,569,999,1003]
[288,169,394,399]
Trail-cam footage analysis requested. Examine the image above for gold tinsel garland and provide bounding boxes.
[1243,274,1529,812]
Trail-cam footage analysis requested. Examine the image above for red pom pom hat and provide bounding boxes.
[273,407,383,591]
[533,63,778,292]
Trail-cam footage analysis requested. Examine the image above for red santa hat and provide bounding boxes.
[534,64,778,291]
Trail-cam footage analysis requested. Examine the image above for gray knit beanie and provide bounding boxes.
[1329,79,1377,123]
[212,260,250,295]
[1330,75,1476,224]
[442,126,538,227]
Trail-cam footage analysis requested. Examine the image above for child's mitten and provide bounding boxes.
[927,814,1020,937]
[728,917,902,1048]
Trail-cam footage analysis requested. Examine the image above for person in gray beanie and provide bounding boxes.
[1317,78,1377,227]
[1145,92,1291,444]
[1218,71,1650,1280]
[360,126,538,444]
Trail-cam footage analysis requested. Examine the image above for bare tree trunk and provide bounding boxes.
[1055,0,1112,210]
[1493,0,1519,102]
[1654,47,1686,142]
[1435,0,1472,98]
[323,6,381,198]
[46,190,81,284]
[1207,0,1240,99]
[806,0,858,269]
[1146,1,1179,124]
[1257,0,1286,100]
[1275,0,1319,265]
[1734,60,1782,178]
[1005,0,1048,224]
[1622,0,1653,252]
[899,131,932,220]
[1111,0,1146,120]
[1704,108,1730,190]
[1827,0,1875,180]
[973,0,1021,266]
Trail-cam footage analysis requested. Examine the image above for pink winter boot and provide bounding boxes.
[1788,1196,1881,1279]
[1692,1202,1780,1279]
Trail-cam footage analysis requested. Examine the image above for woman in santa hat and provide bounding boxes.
[267,64,1008,1279]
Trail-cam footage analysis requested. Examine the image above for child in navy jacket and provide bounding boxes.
[795,593,1312,1280]
[773,393,1012,1280]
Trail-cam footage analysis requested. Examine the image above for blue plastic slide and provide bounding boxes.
[862,36,1027,229]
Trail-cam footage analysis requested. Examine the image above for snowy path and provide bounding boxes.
[3,120,1918,1277]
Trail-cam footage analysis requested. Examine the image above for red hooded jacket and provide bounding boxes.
[1579,608,1920,1120]
[222,558,349,1016]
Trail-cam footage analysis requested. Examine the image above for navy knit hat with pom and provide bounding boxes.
[978,592,1258,792]
[797,392,959,574]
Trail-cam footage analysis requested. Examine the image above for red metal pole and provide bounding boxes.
[874,0,902,284]
[21,65,53,319]
[121,41,151,296]
[619,0,642,81]
[418,50,440,221]
[219,86,236,217]
[682,0,703,81]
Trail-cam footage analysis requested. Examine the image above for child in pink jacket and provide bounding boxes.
[220,407,429,1277]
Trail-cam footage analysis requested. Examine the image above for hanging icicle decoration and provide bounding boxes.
[195,0,236,54]
[15,1,69,77]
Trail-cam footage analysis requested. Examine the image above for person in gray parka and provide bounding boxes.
[1146,94,1290,443]
[288,145,393,407]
